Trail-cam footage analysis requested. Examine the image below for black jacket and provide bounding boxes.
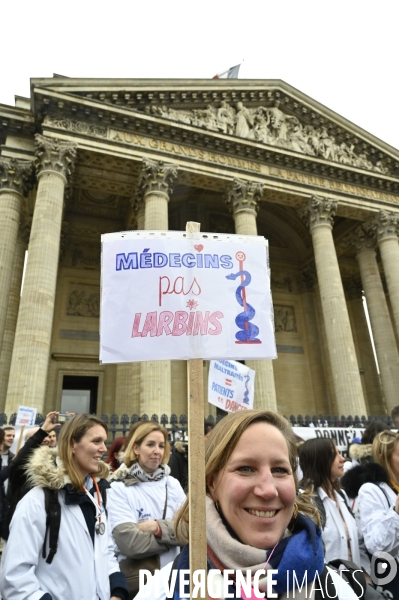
[340,461,389,499]
[3,428,48,540]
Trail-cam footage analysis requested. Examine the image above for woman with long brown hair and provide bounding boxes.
[1,414,128,600]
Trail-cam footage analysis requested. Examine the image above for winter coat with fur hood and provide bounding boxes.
[0,445,128,600]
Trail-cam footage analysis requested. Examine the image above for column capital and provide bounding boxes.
[0,157,35,197]
[138,158,178,198]
[344,223,376,254]
[300,195,337,231]
[225,178,264,215]
[371,210,399,242]
[34,134,77,181]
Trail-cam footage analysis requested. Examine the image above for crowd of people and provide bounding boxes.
[0,408,397,599]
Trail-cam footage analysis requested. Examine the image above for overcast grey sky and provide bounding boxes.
[2,0,398,150]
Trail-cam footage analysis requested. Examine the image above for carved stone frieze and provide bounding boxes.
[274,305,297,332]
[371,210,399,242]
[71,246,101,268]
[35,134,77,180]
[67,289,100,317]
[271,275,295,293]
[344,223,376,254]
[137,158,178,198]
[44,115,108,138]
[300,195,337,231]
[143,100,391,175]
[226,178,264,215]
[299,264,317,292]
[0,157,35,196]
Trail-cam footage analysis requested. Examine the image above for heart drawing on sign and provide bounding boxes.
[194,244,204,252]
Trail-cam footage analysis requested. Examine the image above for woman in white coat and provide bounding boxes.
[108,422,185,580]
[357,430,399,596]
[299,437,362,566]
[1,414,128,600]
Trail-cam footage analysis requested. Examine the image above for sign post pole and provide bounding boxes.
[186,221,207,598]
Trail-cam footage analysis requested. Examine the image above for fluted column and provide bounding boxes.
[372,211,399,342]
[5,135,76,413]
[299,266,330,414]
[0,220,30,409]
[137,159,178,417]
[226,178,277,411]
[115,363,141,415]
[301,196,366,416]
[0,158,34,354]
[347,224,399,412]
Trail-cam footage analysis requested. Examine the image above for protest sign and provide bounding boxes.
[208,359,255,412]
[100,230,275,363]
[293,426,365,458]
[15,405,37,427]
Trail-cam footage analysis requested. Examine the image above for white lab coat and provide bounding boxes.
[317,487,361,566]
[1,485,120,600]
[358,481,399,559]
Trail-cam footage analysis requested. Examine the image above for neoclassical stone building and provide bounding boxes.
[1,77,399,420]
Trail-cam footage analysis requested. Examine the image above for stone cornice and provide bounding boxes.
[40,113,399,199]
[226,178,264,215]
[300,195,337,230]
[35,134,77,181]
[0,157,35,196]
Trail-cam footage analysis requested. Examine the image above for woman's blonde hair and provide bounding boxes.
[58,414,109,490]
[373,430,399,484]
[175,409,320,542]
[123,421,170,468]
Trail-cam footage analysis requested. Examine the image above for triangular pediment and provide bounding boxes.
[30,77,399,181]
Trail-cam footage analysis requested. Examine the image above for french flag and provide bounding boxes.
[213,64,240,79]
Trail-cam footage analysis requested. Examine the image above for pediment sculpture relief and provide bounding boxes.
[145,101,390,175]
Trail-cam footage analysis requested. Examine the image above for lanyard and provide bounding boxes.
[82,475,105,535]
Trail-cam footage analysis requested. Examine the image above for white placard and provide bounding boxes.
[100,231,276,363]
[15,405,37,427]
[293,427,365,457]
[208,359,255,412]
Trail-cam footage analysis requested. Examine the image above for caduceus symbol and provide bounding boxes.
[225,251,262,344]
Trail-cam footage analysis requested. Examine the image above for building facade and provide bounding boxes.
[1,77,399,420]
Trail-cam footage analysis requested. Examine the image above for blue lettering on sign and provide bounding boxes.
[115,249,234,271]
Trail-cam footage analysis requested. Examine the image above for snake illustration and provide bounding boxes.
[225,270,261,343]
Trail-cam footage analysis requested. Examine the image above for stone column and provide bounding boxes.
[372,211,399,343]
[344,276,382,415]
[137,159,178,417]
[114,363,141,416]
[5,135,76,413]
[301,196,366,416]
[0,220,30,409]
[347,225,399,412]
[226,178,277,411]
[299,266,330,415]
[0,158,34,354]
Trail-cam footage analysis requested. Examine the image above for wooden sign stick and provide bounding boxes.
[186,221,207,597]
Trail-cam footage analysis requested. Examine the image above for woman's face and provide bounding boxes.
[330,446,345,481]
[134,430,165,473]
[207,422,296,549]
[389,440,399,482]
[72,424,107,478]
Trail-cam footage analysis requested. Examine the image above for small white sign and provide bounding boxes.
[15,406,37,427]
[208,359,255,413]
